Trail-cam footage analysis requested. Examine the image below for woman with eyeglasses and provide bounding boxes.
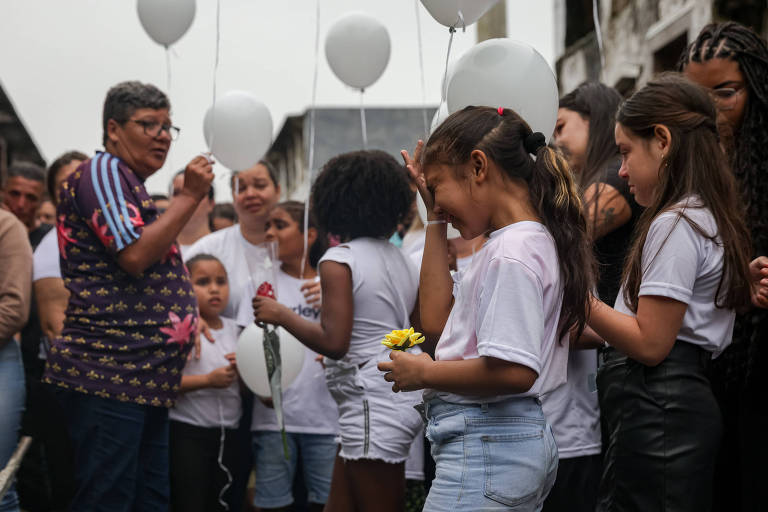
[678,22,768,511]
[43,81,215,511]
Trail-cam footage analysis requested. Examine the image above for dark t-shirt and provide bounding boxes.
[592,162,643,305]
[21,223,54,378]
[43,152,197,407]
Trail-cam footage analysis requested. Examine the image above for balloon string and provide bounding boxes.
[301,0,321,281]
[210,0,221,160]
[217,398,232,511]
[414,0,428,137]
[592,0,605,76]
[164,46,175,174]
[442,27,456,100]
[360,90,368,150]
[165,46,172,94]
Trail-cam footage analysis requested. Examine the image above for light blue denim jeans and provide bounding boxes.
[251,431,337,508]
[0,341,25,512]
[423,397,558,511]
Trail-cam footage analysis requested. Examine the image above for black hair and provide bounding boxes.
[231,159,279,190]
[151,193,168,203]
[311,150,414,241]
[7,161,45,186]
[173,169,215,201]
[558,82,623,190]
[273,200,329,268]
[102,81,170,146]
[616,73,752,313]
[678,22,768,388]
[423,106,595,340]
[46,151,88,204]
[210,203,237,231]
[186,253,227,277]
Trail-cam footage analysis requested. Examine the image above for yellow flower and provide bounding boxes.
[381,327,425,351]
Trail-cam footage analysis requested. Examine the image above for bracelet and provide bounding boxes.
[426,219,447,225]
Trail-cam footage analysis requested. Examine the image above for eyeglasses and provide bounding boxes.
[710,87,745,111]
[129,119,181,140]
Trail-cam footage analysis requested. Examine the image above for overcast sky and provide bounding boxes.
[0,0,554,200]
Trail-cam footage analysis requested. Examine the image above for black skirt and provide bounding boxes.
[596,341,722,512]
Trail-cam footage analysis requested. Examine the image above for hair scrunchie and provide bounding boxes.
[524,132,546,154]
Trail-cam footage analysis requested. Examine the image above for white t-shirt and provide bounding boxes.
[185,225,271,319]
[541,349,600,458]
[429,221,568,404]
[319,237,419,366]
[33,228,61,281]
[236,268,339,434]
[170,317,242,428]
[614,199,734,356]
[178,243,192,260]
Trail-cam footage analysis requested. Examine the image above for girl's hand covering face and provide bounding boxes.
[402,140,440,220]
[378,350,433,392]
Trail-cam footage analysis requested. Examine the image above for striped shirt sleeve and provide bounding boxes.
[77,153,144,253]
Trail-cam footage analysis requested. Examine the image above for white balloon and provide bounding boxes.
[236,324,305,398]
[416,195,461,240]
[421,0,498,29]
[136,0,196,47]
[203,91,273,171]
[430,102,450,134]
[446,39,558,141]
[325,12,391,90]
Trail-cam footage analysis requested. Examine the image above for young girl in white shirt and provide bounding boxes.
[586,74,757,511]
[252,151,422,511]
[169,254,241,512]
[380,106,595,510]
[237,201,338,512]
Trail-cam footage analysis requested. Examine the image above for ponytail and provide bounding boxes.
[424,106,595,339]
[529,144,594,338]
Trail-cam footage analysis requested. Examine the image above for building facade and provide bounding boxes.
[554,0,768,95]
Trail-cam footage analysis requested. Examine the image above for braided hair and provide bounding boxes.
[678,22,768,388]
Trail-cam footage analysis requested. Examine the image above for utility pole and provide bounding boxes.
[477,1,508,41]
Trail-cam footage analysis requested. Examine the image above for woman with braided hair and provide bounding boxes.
[679,21,768,510]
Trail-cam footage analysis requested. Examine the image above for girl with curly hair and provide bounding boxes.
[253,151,422,511]
[678,21,768,510]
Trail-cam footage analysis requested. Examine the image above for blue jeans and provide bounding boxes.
[56,389,170,512]
[423,397,558,511]
[0,341,25,512]
[251,431,337,508]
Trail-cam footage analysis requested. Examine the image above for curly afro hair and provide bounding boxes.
[311,150,414,241]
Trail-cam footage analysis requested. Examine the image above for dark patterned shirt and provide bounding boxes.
[43,152,197,407]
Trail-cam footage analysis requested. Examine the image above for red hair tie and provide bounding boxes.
[497,107,504,116]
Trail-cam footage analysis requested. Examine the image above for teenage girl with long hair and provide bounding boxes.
[587,73,756,512]
[380,105,595,510]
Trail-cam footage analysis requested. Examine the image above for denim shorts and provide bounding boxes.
[251,430,337,508]
[423,397,558,511]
